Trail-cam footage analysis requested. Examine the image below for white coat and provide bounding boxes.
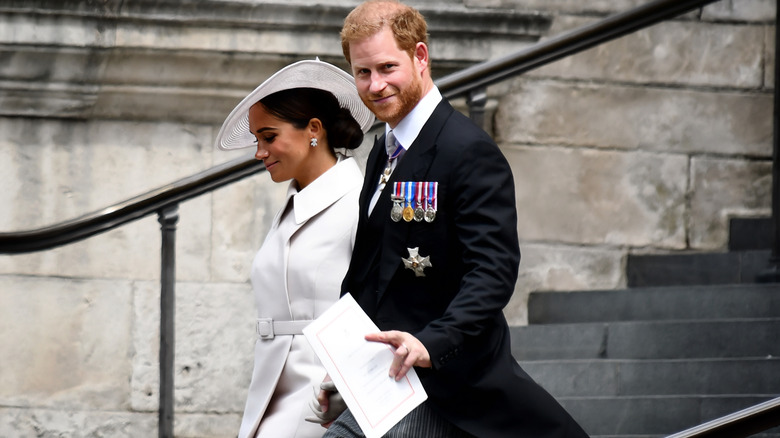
[238,157,363,438]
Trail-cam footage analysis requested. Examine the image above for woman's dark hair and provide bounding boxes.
[258,88,364,150]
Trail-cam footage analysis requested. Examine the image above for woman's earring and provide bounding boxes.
[310,137,318,148]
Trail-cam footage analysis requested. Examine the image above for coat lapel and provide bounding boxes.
[280,158,363,313]
[294,157,363,224]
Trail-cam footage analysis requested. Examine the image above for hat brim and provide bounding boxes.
[215,59,374,151]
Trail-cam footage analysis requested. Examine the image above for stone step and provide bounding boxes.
[627,250,772,287]
[729,217,774,251]
[590,435,780,438]
[589,436,662,438]
[590,435,780,437]
[511,318,780,360]
[519,357,780,398]
[527,284,780,324]
[556,395,780,437]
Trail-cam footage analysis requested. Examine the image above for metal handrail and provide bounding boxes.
[758,0,780,282]
[0,153,264,438]
[665,397,780,438]
[0,153,264,253]
[437,0,717,99]
[1,0,775,436]
[0,0,724,254]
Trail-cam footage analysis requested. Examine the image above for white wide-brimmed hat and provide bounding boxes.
[215,59,374,150]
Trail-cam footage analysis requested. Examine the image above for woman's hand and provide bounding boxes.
[306,374,344,428]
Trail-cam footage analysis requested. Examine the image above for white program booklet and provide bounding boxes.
[303,293,428,438]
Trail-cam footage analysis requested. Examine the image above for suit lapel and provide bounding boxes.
[360,134,387,220]
[347,134,386,309]
[374,101,455,303]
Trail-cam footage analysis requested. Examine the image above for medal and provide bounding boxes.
[379,144,403,187]
[390,182,403,222]
[413,182,425,222]
[424,181,437,223]
[402,247,432,277]
[402,181,414,222]
[379,165,391,186]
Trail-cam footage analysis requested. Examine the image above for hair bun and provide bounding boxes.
[333,106,364,150]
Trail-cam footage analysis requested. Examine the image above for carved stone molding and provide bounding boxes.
[0,1,550,122]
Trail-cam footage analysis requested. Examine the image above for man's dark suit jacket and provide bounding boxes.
[341,99,588,438]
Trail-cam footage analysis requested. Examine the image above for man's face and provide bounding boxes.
[349,27,424,128]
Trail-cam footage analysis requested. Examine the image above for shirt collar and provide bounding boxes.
[385,86,442,152]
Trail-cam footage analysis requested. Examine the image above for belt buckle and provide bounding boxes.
[256,318,274,340]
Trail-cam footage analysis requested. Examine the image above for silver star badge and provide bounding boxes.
[402,247,432,277]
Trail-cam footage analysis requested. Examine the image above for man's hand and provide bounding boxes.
[364,330,431,381]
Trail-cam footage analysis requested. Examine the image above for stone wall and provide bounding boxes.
[490,0,775,324]
[0,0,775,436]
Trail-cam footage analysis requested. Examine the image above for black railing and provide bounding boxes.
[0,0,775,436]
[0,155,264,254]
[758,1,780,283]
[0,155,264,437]
[440,0,717,99]
[665,397,780,438]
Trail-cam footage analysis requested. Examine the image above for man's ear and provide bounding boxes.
[414,42,429,74]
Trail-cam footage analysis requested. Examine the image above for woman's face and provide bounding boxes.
[248,102,314,186]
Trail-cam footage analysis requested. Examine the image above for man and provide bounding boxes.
[321,1,589,436]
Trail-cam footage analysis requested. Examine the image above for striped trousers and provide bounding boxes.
[322,403,475,438]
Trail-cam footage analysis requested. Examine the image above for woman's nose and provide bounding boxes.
[255,144,268,161]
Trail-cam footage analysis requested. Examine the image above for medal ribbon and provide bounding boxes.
[431,182,437,210]
[389,144,403,161]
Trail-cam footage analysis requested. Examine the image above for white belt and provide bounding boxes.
[256,318,312,340]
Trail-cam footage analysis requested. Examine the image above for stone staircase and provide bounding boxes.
[626,217,774,288]
[511,218,780,437]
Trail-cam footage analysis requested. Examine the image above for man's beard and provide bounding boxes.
[363,77,423,126]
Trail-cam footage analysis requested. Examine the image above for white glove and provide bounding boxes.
[305,380,347,424]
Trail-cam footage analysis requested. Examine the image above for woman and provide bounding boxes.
[215,59,374,438]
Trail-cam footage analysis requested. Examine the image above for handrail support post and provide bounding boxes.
[158,205,179,438]
[757,1,780,283]
[467,87,488,130]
